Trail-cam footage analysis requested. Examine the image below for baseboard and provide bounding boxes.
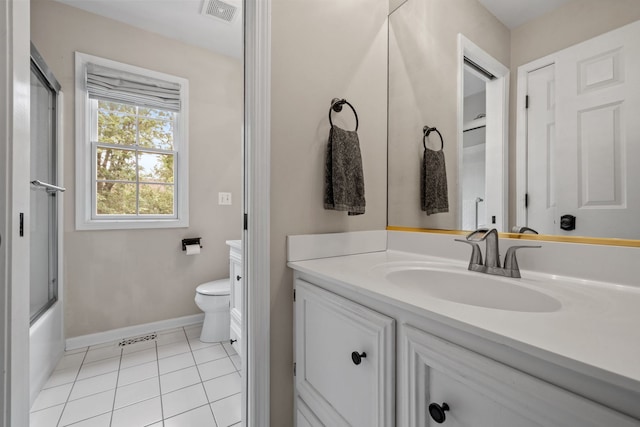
[65,313,205,350]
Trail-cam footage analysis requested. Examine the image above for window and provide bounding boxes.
[75,53,189,230]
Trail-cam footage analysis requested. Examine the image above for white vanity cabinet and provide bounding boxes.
[294,279,395,427]
[292,274,640,427]
[400,325,637,427]
[226,240,242,356]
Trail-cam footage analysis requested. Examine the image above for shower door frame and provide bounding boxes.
[29,43,62,324]
[28,43,65,405]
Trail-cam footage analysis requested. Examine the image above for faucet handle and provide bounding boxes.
[503,245,541,278]
[454,239,483,268]
[465,228,495,242]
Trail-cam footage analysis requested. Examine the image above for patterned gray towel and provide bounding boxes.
[421,148,449,215]
[324,125,365,215]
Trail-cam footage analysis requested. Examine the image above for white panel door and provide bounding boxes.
[294,279,394,427]
[526,64,556,234]
[554,20,640,238]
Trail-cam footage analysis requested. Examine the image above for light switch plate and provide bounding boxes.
[218,192,232,205]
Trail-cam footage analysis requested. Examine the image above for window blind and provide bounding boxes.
[86,63,181,112]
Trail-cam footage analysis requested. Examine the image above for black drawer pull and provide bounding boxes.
[351,351,366,365]
[428,402,450,424]
[236,275,242,281]
[230,339,237,345]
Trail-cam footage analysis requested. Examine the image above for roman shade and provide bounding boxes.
[86,63,181,112]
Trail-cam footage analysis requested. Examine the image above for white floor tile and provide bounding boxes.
[222,342,236,356]
[211,393,241,427]
[203,372,241,403]
[161,383,208,419]
[44,367,79,389]
[55,353,86,372]
[121,339,156,355]
[114,377,160,410]
[117,360,158,387]
[197,357,236,382]
[31,383,73,412]
[160,366,201,394]
[69,371,118,401]
[193,344,227,365]
[184,325,202,339]
[157,340,191,359]
[110,397,162,427]
[58,389,115,426]
[76,356,120,381]
[187,337,217,351]
[164,404,216,427]
[65,413,111,427]
[120,347,157,370]
[29,403,64,427]
[156,330,187,347]
[230,354,241,372]
[84,344,121,364]
[158,352,194,375]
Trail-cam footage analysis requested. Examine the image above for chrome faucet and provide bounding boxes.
[455,228,540,278]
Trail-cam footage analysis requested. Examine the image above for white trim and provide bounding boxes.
[515,56,558,228]
[244,0,271,424]
[65,313,204,350]
[74,52,190,230]
[457,34,510,232]
[1,1,31,425]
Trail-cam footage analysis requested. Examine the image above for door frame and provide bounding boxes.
[515,55,556,228]
[1,0,32,425]
[457,34,510,232]
[244,0,271,425]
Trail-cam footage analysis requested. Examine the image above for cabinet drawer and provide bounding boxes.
[294,279,394,427]
[400,325,639,427]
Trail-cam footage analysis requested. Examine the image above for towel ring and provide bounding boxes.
[423,126,444,151]
[329,98,359,131]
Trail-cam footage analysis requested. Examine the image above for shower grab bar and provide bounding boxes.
[30,180,66,193]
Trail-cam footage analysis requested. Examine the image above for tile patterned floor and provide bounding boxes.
[30,324,242,427]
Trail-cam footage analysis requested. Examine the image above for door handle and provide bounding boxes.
[30,180,66,193]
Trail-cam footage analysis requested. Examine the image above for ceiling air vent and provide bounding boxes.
[201,0,238,23]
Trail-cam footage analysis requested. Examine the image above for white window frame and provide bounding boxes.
[75,52,189,230]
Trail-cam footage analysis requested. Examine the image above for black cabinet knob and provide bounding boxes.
[351,351,367,365]
[230,339,237,345]
[428,402,450,424]
[236,275,242,281]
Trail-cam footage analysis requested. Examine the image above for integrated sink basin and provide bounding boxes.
[383,266,562,313]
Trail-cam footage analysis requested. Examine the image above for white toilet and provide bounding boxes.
[194,278,230,343]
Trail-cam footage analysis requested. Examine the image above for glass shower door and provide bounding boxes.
[29,48,62,324]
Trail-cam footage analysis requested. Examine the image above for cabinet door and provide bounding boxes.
[400,325,639,427]
[295,279,395,427]
[229,259,242,354]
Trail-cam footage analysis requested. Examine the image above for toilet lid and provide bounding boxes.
[196,279,230,296]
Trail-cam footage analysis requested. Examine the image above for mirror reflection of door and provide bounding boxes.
[461,67,487,230]
[524,20,640,239]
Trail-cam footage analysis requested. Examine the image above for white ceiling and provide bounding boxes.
[477,0,571,29]
[54,0,243,59]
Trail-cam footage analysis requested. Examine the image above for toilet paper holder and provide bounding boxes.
[182,237,202,251]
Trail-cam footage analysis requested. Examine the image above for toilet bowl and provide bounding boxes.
[194,279,230,343]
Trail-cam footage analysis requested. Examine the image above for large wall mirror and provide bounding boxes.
[388,0,640,242]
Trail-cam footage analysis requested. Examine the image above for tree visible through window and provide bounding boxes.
[94,100,176,216]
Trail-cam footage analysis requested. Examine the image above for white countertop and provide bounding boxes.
[288,250,640,393]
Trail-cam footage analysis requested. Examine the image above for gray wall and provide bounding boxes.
[270,0,389,423]
[31,0,243,339]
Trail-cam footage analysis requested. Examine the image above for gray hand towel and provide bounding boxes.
[324,125,365,215]
[421,147,449,215]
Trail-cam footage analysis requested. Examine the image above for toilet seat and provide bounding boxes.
[196,279,230,296]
